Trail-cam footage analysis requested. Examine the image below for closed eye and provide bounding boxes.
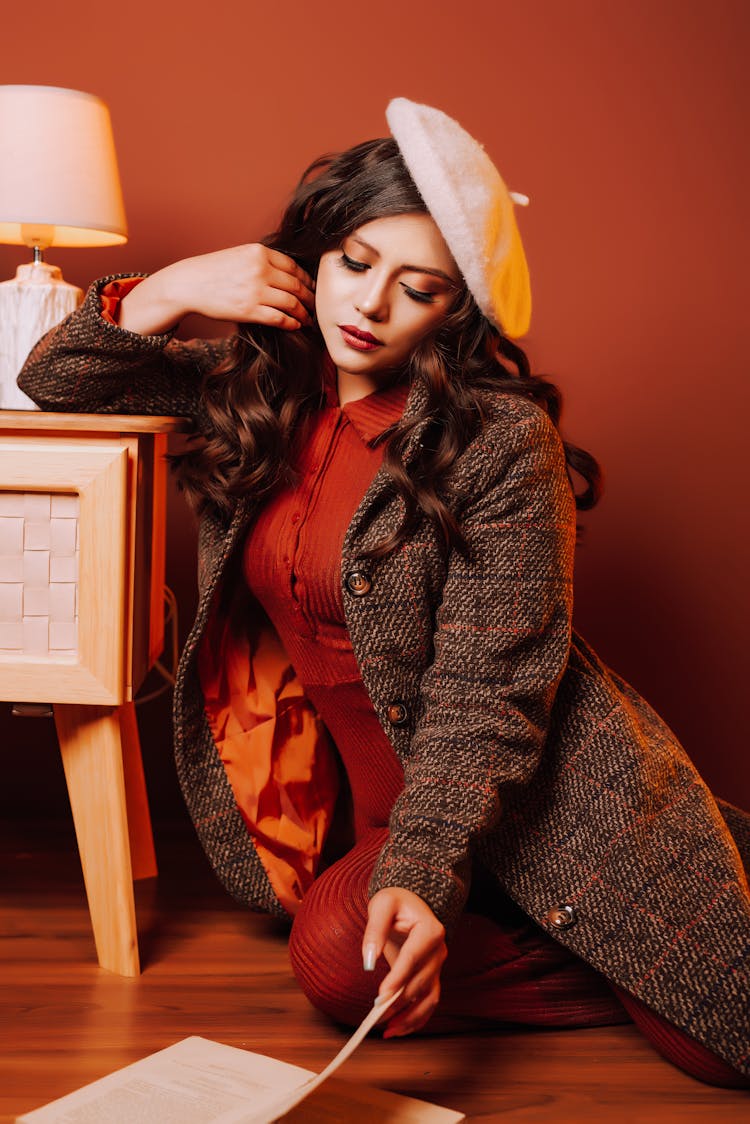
[401,284,437,304]
[339,252,368,272]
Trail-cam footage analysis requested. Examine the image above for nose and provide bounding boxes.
[355,273,389,322]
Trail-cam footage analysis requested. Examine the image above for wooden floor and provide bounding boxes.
[2,819,748,1124]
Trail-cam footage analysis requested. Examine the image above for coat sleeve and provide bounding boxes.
[368,404,578,931]
[16,273,232,420]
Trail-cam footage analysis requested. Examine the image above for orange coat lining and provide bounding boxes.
[198,597,339,916]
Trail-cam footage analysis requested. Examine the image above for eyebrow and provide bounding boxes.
[348,235,458,285]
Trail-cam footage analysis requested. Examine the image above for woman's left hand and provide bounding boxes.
[362,887,447,1038]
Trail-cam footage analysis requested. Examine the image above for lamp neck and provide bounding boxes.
[20,223,54,262]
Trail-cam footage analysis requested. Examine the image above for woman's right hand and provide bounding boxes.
[117,244,316,336]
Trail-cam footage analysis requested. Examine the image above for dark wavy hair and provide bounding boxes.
[175,138,602,557]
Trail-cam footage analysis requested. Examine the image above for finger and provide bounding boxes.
[247,305,310,331]
[376,969,432,1026]
[261,286,314,325]
[362,895,400,974]
[378,926,443,1000]
[264,249,316,291]
[383,982,441,1039]
[265,268,316,310]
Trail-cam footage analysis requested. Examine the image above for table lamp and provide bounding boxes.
[0,84,128,409]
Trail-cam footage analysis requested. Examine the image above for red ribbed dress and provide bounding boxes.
[242,367,408,843]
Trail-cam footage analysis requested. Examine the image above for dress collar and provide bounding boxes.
[321,353,410,446]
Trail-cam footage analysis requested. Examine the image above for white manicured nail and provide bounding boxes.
[363,943,377,972]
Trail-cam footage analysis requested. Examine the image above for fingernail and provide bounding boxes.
[363,942,377,972]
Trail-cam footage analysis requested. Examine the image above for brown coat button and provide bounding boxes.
[345,570,372,596]
[545,903,577,930]
[387,701,409,726]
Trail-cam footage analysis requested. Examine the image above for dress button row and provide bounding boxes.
[387,700,409,727]
[545,903,577,930]
[345,570,372,596]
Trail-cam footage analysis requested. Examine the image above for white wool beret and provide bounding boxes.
[386,97,531,339]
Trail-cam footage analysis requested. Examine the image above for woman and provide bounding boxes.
[18,98,750,1085]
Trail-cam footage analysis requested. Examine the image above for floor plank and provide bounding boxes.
[1,820,748,1122]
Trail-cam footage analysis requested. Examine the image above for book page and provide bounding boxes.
[17,990,464,1123]
[247,988,403,1122]
[16,1037,313,1124]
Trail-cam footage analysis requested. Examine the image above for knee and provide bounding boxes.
[288,870,384,1026]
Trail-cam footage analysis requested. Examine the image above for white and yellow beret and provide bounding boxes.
[386,97,531,339]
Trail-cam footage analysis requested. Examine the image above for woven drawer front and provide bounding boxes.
[0,491,79,656]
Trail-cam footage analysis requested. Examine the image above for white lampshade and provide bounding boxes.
[0,84,127,248]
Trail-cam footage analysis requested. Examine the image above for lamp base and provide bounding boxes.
[0,261,83,409]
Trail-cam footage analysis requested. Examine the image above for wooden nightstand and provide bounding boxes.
[0,411,189,976]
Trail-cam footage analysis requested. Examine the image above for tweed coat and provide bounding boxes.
[18,276,750,1076]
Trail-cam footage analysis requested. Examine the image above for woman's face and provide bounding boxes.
[315,212,461,402]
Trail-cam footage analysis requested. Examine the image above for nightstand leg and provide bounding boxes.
[119,701,158,882]
[54,703,140,977]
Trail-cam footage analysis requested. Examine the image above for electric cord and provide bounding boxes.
[134,585,179,706]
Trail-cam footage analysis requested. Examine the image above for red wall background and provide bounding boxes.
[2,0,748,819]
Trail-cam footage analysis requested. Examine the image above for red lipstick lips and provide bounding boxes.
[339,325,383,351]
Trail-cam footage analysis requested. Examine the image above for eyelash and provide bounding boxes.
[339,252,367,273]
[338,252,437,304]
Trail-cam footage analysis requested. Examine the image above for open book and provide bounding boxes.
[17,992,465,1123]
